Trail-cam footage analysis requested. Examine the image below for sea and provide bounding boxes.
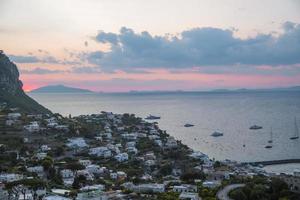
[29,91,300,173]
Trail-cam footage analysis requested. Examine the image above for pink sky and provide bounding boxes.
[1,0,300,92]
[20,69,300,92]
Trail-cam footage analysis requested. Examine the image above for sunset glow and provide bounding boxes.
[1,0,300,92]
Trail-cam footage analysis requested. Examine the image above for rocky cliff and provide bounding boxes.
[0,51,51,114]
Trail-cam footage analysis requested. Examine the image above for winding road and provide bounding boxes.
[216,184,245,200]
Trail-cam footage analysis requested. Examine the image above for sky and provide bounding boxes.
[1,0,300,92]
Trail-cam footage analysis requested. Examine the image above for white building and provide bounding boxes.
[117,171,127,179]
[27,166,44,174]
[0,173,23,182]
[43,195,72,200]
[173,184,198,193]
[6,119,15,126]
[126,141,136,148]
[36,152,47,160]
[24,121,40,133]
[89,147,112,158]
[202,181,221,188]
[79,159,92,167]
[41,145,51,152]
[66,138,88,148]
[54,125,69,132]
[76,170,94,181]
[154,139,163,147]
[129,183,165,193]
[179,192,200,200]
[86,165,105,175]
[7,113,21,120]
[145,160,156,167]
[60,169,74,179]
[121,133,137,140]
[114,153,128,162]
[126,147,138,154]
[165,136,178,148]
[110,172,117,179]
[279,170,300,193]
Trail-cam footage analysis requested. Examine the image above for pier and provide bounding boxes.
[243,159,300,166]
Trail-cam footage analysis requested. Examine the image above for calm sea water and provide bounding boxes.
[29,91,300,163]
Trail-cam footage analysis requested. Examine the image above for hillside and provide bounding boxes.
[30,84,93,93]
[0,51,51,114]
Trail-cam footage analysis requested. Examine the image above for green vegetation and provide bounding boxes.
[229,176,298,200]
[157,192,180,200]
[0,91,51,114]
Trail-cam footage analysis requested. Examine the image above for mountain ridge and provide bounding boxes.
[0,51,51,114]
[30,84,93,93]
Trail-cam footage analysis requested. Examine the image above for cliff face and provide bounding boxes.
[0,51,24,94]
[0,51,51,114]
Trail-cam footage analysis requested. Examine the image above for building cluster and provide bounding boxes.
[0,105,299,199]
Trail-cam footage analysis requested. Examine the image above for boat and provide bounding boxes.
[249,125,263,130]
[184,123,194,127]
[211,131,224,137]
[290,117,299,140]
[268,127,273,143]
[265,145,272,149]
[145,115,161,120]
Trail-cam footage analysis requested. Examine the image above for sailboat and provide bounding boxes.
[268,127,273,143]
[290,117,299,140]
[265,127,273,149]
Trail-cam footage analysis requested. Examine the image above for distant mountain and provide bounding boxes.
[0,51,51,114]
[127,86,300,94]
[30,85,93,93]
[211,86,300,93]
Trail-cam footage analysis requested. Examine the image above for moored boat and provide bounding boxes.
[145,115,161,120]
[249,125,263,130]
[211,131,224,137]
[290,117,299,140]
[184,123,194,127]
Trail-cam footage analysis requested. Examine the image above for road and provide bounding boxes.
[216,184,245,200]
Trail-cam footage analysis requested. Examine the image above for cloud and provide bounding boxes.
[8,55,40,63]
[8,53,80,65]
[95,31,118,45]
[87,22,300,71]
[71,66,102,73]
[20,68,67,74]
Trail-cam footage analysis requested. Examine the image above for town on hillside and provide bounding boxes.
[0,102,299,200]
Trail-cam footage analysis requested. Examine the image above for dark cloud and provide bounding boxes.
[95,31,118,45]
[87,22,300,71]
[8,54,59,64]
[8,55,40,63]
[20,68,67,74]
[71,66,102,73]
[9,54,80,65]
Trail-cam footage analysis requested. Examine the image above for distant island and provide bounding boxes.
[127,86,300,94]
[210,86,300,93]
[30,84,93,93]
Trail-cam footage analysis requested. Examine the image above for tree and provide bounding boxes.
[181,171,206,183]
[157,192,179,200]
[41,157,53,171]
[213,161,221,168]
[53,146,65,157]
[66,162,85,171]
[230,189,247,200]
[159,163,172,176]
[72,175,86,189]
[270,178,288,194]
[249,185,268,200]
